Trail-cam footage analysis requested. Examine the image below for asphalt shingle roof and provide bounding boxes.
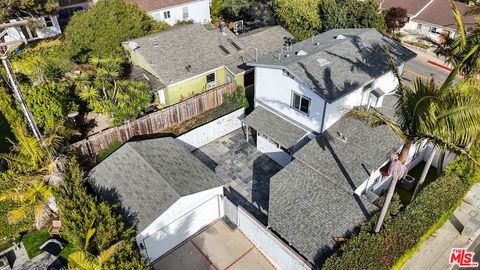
[242,106,307,149]
[414,0,478,31]
[126,0,195,12]
[269,96,403,265]
[127,24,292,86]
[269,161,378,265]
[380,0,431,16]
[250,28,416,103]
[88,137,223,232]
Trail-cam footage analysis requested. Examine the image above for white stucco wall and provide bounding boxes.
[149,0,211,25]
[254,67,326,132]
[3,16,61,44]
[137,186,224,262]
[256,134,291,167]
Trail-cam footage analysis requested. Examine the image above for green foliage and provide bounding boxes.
[275,0,321,40]
[63,0,168,62]
[73,58,152,125]
[23,82,77,133]
[223,86,248,111]
[0,86,25,129]
[322,155,475,269]
[222,0,250,20]
[11,39,74,84]
[0,0,58,22]
[211,0,224,18]
[174,20,194,26]
[445,145,480,185]
[96,141,123,163]
[55,160,148,269]
[21,228,50,258]
[385,7,408,33]
[404,40,430,49]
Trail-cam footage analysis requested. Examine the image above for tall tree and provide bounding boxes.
[222,0,250,21]
[63,0,169,62]
[274,0,322,40]
[319,0,348,31]
[346,44,480,232]
[385,7,408,33]
[426,0,480,77]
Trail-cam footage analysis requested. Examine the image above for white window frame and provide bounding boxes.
[291,91,310,115]
[182,6,189,19]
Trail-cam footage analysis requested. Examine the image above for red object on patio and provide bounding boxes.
[380,161,391,176]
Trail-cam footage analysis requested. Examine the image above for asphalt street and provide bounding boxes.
[402,57,462,87]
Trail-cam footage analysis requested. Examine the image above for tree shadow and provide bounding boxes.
[314,135,372,219]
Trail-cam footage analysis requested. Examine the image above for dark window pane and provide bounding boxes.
[300,98,309,113]
[292,93,300,109]
[206,73,215,83]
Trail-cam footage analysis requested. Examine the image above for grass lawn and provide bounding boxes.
[0,112,14,153]
[22,229,50,258]
[21,229,76,260]
[396,161,438,206]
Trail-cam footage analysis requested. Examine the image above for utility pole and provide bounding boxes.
[0,46,43,141]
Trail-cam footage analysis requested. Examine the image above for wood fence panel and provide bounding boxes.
[72,83,237,162]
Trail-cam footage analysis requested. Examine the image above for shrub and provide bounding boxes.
[404,40,430,49]
[96,141,123,162]
[322,171,469,269]
[222,85,248,112]
[55,160,148,269]
[63,0,168,62]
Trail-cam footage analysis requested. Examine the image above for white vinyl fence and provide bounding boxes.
[224,199,313,270]
[176,108,244,151]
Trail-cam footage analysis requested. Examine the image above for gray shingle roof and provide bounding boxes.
[88,137,223,232]
[293,100,402,191]
[250,28,416,103]
[269,98,404,265]
[269,161,378,265]
[243,106,307,149]
[126,24,292,85]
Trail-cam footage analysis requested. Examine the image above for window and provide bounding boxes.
[163,11,171,19]
[44,16,53,27]
[429,27,437,33]
[291,92,310,115]
[417,23,422,30]
[206,73,215,83]
[182,7,189,19]
[404,16,410,23]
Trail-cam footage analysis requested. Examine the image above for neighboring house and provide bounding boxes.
[0,16,61,46]
[123,23,292,106]
[58,0,94,23]
[243,28,416,166]
[380,0,478,41]
[88,137,225,263]
[126,0,211,25]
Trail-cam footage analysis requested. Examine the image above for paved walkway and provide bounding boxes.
[402,184,480,270]
[193,129,283,223]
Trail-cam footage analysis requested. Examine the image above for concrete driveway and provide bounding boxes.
[152,219,276,270]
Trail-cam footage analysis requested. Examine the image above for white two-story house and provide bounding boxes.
[126,0,211,25]
[243,28,417,167]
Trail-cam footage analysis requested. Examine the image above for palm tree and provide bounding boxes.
[346,43,480,232]
[425,0,480,77]
[68,227,122,270]
[0,180,53,227]
[465,2,480,16]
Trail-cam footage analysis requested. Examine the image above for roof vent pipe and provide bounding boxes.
[255,48,258,62]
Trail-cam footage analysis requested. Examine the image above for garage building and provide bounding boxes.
[88,137,225,263]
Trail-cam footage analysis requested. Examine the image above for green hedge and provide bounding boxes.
[321,148,479,270]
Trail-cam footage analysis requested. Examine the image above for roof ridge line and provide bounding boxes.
[126,141,181,196]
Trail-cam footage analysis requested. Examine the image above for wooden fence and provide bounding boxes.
[73,82,237,162]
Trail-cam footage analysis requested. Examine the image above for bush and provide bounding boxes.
[322,158,472,269]
[96,141,123,162]
[55,160,148,269]
[404,40,430,49]
[63,0,168,62]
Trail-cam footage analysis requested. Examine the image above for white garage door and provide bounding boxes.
[257,134,291,167]
[143,195,221,262]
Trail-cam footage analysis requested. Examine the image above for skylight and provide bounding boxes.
[227,38,241,51]
[219,45,231,55]
[296,50,307,56]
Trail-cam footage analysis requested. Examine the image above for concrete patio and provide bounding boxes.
[192,129,283,223]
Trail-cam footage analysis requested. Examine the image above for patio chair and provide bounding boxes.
[48,220,62,237]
